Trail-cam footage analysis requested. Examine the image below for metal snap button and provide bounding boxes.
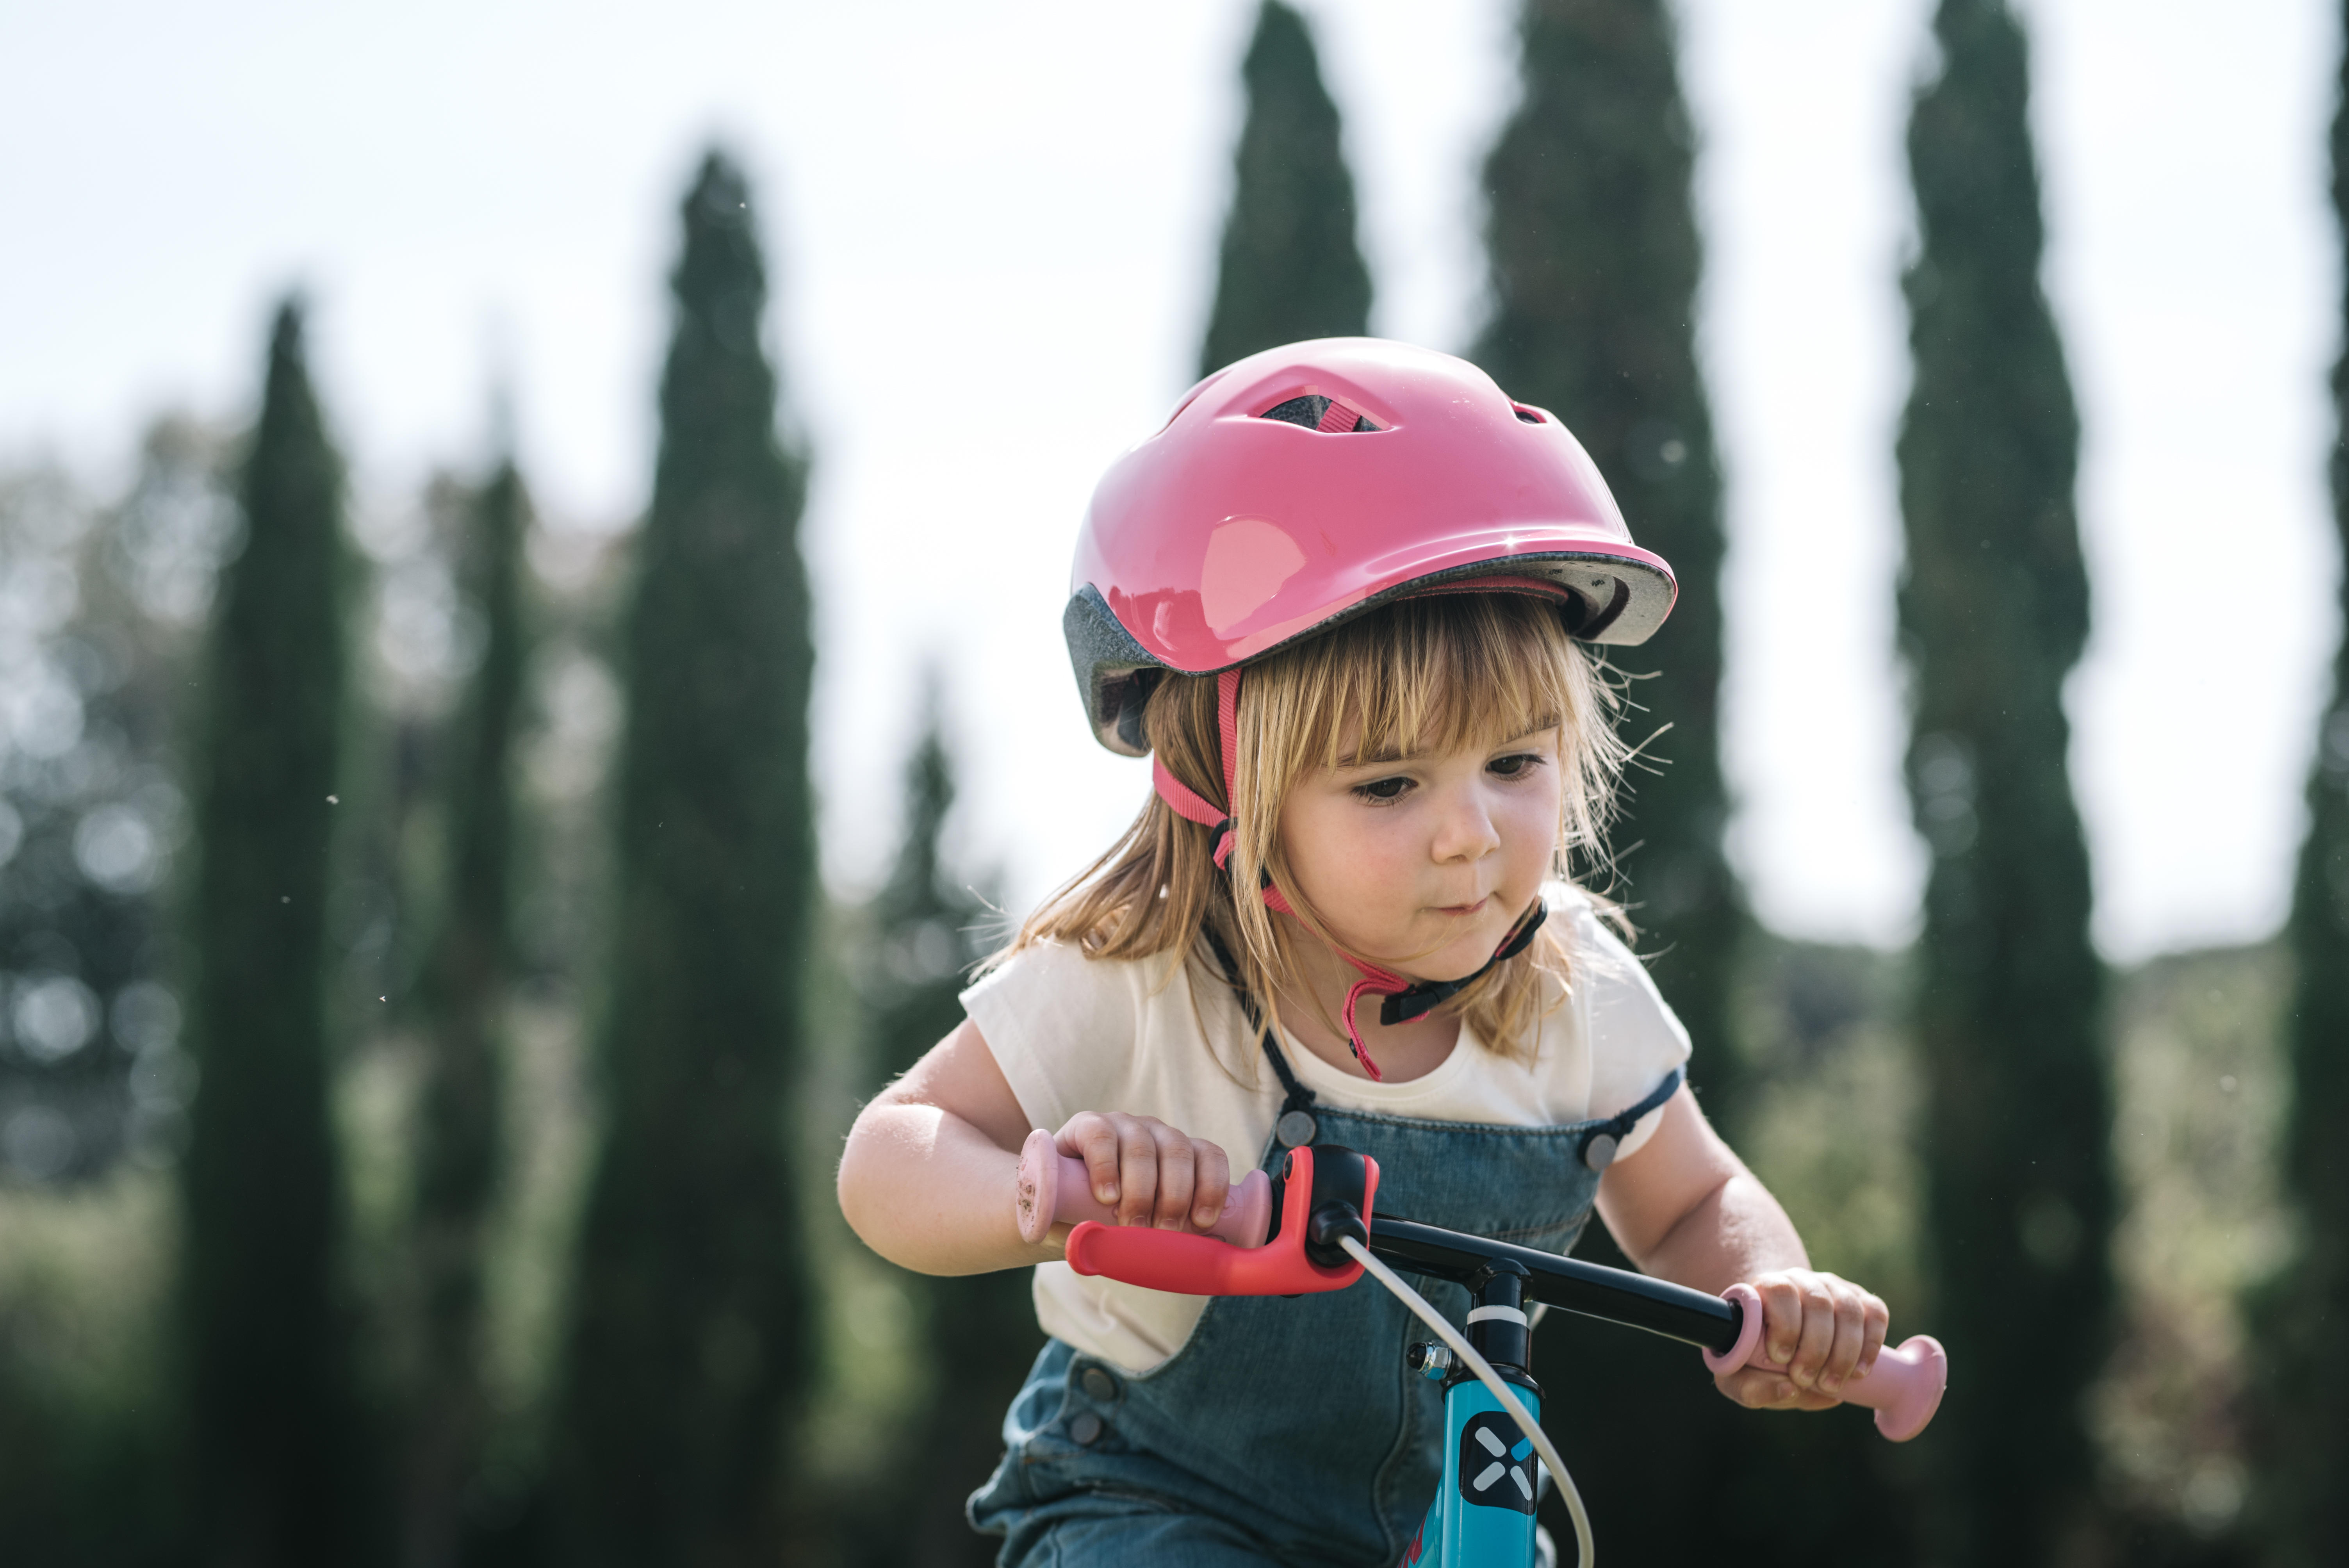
[1276,1110,1317,1147]
[1069,1411,1105,1446]
[1582,1132,1618,1172]
[1080,1367,1118,1402]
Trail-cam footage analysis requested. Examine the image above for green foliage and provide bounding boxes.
[2247,14,2349,1557]
[182,299,363,1564]
[404,458,529,1566]
[1732,940,1926,1316]
[839,691,1034,1567]
[1725,941,2277,1560]
[1896,3,2113,1560]
[0,1176,178,1567]
[2102,948,2282,1554]
[1199,0,1372,374]
[551,150,817,1567]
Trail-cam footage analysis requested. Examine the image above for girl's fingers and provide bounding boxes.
[1857,1292,1890,1379]
[1786,1283,1836,1390]
[1816,1278,1868,1394]
[1061,1113,1123,1208]
[1722,1270,1894,1410]
[1148,1121,1196,1229]
[1757,1276,1806,1368]
[1051,1114,1237,1234]
[1717,1365,1789,1409]
[1190,1140,1231,1230]
[1115,1117,1162,1227]
[1714,1365,1836,1412]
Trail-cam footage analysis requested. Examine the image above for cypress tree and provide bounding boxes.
[1898,3,2112,1561]
[2248,11,2349,1558]
[1472,0,1741,1126]
[846,690,1032,1568]
[1472,8,1921,1561]
[551,150,816,1567]
[181,298,356,1565]
[403,455,529,1568]
[1199,0,1372,374]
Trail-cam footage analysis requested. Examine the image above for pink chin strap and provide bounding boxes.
[1150,665,1546,1082]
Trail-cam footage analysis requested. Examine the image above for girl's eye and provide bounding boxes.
[1488,752,1544,779]
[1352,775,1412,803]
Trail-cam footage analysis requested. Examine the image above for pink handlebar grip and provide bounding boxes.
[1014,1128,1274,1249]
[1701,1282,1948,1442]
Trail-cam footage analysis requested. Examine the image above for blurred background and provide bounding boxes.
[0,0,2342,1564]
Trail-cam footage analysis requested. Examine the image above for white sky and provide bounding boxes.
[0,0,2336,962]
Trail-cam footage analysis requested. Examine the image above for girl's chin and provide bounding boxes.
[1384,928,1512,985]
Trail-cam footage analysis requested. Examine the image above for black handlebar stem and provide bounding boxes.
[1369,1216,1743,1357]
[1465,1259,1534,1378]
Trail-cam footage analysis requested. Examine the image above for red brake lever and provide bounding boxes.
[1061,1144,1378,1297]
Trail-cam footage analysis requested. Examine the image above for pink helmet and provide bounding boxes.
[1064,337,1677,755]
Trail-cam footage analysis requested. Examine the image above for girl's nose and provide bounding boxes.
[1429,785,1502,864]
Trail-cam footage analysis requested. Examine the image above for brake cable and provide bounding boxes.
[1338,1235,1593,1568]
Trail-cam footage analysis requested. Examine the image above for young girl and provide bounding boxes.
[838,339,1892,1565]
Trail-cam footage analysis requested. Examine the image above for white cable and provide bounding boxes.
[1339,1235,1594,1568]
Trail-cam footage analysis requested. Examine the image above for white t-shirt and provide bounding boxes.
[959,887,1692,1373]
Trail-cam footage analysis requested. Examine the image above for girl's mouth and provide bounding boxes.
[1431,896,1489,918]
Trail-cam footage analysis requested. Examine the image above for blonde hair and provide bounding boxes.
[1006,593,1626,1071]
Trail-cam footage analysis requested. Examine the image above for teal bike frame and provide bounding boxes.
[1369,1216,1753,1567]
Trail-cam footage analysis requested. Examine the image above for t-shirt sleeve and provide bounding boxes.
[1573,911,1693,1162]
[958,942,1139,1134]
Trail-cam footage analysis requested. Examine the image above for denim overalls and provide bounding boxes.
[970,1015,1683,1567]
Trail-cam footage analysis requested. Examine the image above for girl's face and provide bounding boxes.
[1277,723,1563,981]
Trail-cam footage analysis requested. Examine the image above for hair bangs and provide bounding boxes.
[1272,595,1581,779]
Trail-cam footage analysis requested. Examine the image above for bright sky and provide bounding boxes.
[0,0,2336,962]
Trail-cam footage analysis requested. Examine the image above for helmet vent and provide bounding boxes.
[1511,404,1547,425]
[1260,395,1382,434]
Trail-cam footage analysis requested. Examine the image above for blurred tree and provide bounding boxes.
[1898,2,2113,1563]
[1470,7,1902,1562]
[550,150,816,1567]
[843,686,1030,1568]
[181,299,360,1565]
[0,458,184,1185]
[403,454,529,1568]
[1199,0,1372,374]
[2247,11,2349,1561]
[0,446,208,1567]
[1472,0,1741,1126]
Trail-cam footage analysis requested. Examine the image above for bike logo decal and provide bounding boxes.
[1458,1411,1538,1513]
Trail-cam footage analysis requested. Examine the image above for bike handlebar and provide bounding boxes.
[1027,1139,1947,1441]
[1061,1140,1371,1295]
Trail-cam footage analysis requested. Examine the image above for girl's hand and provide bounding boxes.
[1713,1269,1889,1412]
[1057,1112,1232,1233]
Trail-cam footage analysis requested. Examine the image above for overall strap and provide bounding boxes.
[1201,925,1323,1149]
[1576,1066,1686,1172]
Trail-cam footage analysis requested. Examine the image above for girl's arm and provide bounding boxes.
[838,1016,1233,1277]
[1595,1085,1888,1411]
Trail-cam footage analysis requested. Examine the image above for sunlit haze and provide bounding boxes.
[0,0,2335,961]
